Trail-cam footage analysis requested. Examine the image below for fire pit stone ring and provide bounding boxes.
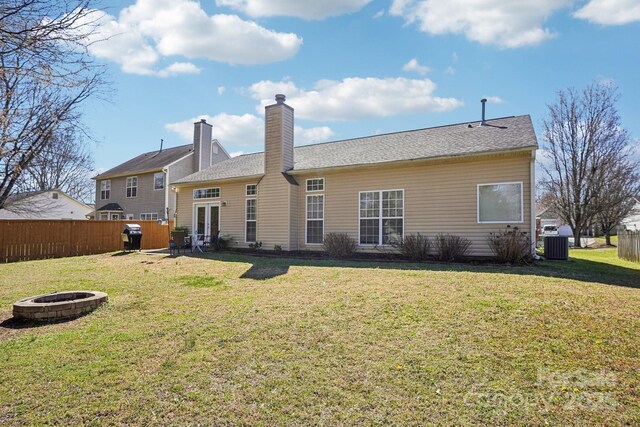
[13,291,108,321]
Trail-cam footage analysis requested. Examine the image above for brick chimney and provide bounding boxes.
[193,119,213,171]
[264,94,294,174]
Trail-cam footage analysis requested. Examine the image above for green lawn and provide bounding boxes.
[1,249,638,425]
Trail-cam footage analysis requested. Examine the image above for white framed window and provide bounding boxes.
[477,182,523,223]
[193,188,220,199]
[126,176,137,198]
[99,213,109,220]
[126,214,134,220]
[140,213,158,220]
[245,198,257,243]
[306,178,324,192]
[110,213,120,220]
[246,184,257,196]
[154,172,164,190]
[359,190,404,245]
[306,194,324,244]
[100,180,110,200]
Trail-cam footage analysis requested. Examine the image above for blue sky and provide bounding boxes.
[82,0,640,171]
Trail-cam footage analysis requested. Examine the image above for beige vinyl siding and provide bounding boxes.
[211,141,230,165]
[256,174,295,250]
[295,152,532,257]
[174,179,258,248]
[95,172,165,219]
[167,154,195,217]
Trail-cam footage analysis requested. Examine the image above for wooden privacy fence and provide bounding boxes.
[0,220,173,263]
[618,231,640,263]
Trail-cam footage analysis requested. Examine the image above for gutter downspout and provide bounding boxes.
[530,150,538,259]
[163,167,169,220]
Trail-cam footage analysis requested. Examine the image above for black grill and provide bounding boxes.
[122,224,142,251]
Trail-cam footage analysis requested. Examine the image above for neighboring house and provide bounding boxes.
[172,95,538,257]
[92,120,229,220]
[0,189,92,220]
[536,205,573,237]
[620,197,640,231]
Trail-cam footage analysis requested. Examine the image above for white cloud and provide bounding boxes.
[217,86,226,95]
[229,151,245,158]
[216,0,371,20]
[82,0,302,76]
[389,0,571,48]
[156,62,201,77]
[374,9,385,18]
[483,96,505,104]
[574,0,640,25]
[249,77,462,121]
[402,58,430,75]
[295,126,335,145]
[165,113,334,152]
[444,66,456,75]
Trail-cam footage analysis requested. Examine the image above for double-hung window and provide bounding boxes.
[359,190,403,245]
[306,195,324,244]
[100,180,110,200]
[246,199,257,242]
[306,178,324,192]
[154,172,164,190]
[126,176,137,198]
[140,213,158,220]
[477,182,523,223]
[246,184,257,196]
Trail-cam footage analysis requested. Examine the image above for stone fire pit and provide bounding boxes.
[13,291,108,321]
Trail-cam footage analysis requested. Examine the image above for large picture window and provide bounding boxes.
[306,195,324,244]
[154,172,164,190]
[100,180,110,200]
[359,190,403,245]
[126,176,137,198]
[193,188,220,199]
[477,182,523,223]
[245,199,257,242]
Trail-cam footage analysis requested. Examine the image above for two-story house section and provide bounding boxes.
[93,119,229,220]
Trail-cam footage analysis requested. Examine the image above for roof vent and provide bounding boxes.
[480,98,487,126]
[200,119,207,123]
[275,94,286,104]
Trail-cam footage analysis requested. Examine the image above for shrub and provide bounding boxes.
[488,226,532,264]
[248,241,262,250]
[273,244,282,253]
[395,233,431,261]
[323,233,356,258]
[435,233,471,261]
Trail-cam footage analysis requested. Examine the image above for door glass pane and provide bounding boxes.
[196,206,206,235]
[210,206,219,236]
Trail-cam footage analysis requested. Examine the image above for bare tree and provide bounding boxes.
[0,0,105,209]
[540,83,633,247]
[594,159,640,245]
[14,124,95,202]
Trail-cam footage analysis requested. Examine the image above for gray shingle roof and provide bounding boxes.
[174,115,537,185]
[95,144,193,179]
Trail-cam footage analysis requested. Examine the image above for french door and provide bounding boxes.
[193,203,220,241]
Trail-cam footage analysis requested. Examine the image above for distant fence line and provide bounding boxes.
[618,231,640,263]
[0,220,172,263]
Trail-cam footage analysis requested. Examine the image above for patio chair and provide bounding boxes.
[203,230,221,251]
[170,231,187,255]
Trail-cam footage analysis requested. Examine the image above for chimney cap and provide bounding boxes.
[481,98,487,103]
[200,118,207,123]
[275,94,286,104]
